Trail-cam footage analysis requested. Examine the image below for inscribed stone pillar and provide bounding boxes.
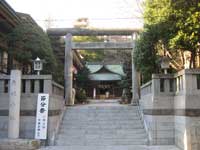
[131,34,139,105]
[8,70,21,139]
[64,33,73,105]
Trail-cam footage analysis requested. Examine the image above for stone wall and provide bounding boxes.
[0,75,65,145]
[174,70,200,150]
[140,69,200,150]
[140,75,175,145]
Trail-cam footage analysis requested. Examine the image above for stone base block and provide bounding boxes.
[144,115,175,145]
[0,139,40,150]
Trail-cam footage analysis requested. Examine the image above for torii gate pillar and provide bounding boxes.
[131,33,139,105]
[64,33,73,105]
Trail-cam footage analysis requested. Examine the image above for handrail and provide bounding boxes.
[52,81,64,96]
[141,81,152,89]
[141,81,152,96]
[135,100,149,145]
[52,81,64,90]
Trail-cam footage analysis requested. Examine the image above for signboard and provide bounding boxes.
[35,94,49,139]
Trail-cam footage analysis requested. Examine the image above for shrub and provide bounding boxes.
[75,88,88,104]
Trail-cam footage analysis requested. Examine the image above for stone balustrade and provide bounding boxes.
[0,74,65,145]
[0,75,64,95]
[140,69,200,150]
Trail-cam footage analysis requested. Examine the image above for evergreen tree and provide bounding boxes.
[134,0,200,83]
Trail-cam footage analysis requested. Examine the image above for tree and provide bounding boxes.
[74,66,90,103]
[7,22,58,77]
[75,66,90,88]
[134,29,159,83]
[134,0,200,83]
[169,0,200,68]
[134,0,175,83]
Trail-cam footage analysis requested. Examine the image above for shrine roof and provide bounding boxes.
[86,64,125,81]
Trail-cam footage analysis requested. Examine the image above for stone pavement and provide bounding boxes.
[39,100,180,150]
[39,145,180,150]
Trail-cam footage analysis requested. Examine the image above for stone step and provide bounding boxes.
[62,119,142,123]
[63,118,141,121]
[64,115,140,118]
[64,108,139,112]
[61,119,143,124]
[63,116,140,119]
[63,116,141,120]
[66,106,138,110]
[39,145,181,150]
[57,133,147,140]
[59,127,144,131]
[59,129,146,136]
[65,108,139,111]
[56,139,147,146]
[61,123,143,128]
[61,124,143,130]
[65,111,139,114]
[55,104,147,147]
[64,114,140,117]
[63,117,141,122]
[62,119,142,126]
[59,125,144,130]
[59,128,146,135]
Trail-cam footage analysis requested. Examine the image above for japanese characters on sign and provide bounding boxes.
[35,94,49,139]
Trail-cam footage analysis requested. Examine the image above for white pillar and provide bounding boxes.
[131,34,139,105]
[8,70,21,139]
[93,88,96,99]
[64,33,73,105]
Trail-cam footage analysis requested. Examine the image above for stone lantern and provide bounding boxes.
[161,56,170,74]
[33,57,44,75]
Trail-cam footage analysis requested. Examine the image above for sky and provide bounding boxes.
[6,0,144,30]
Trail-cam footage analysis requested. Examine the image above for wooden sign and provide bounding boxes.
[35,94,49,139]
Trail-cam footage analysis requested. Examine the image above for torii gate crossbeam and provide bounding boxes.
[47,28,141,36]
[72,42,134,50]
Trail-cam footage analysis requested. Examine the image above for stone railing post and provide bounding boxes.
[8,70,21,139]
[44,78,52,95]
[152,74,160,97]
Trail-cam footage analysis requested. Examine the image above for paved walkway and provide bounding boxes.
[39,145,180,150]
[39,100,180,150]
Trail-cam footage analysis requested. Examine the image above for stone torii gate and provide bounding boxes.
[47,28,140,105]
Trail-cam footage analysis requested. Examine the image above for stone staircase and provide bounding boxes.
[55,103,147,147]
[39,101,181,150]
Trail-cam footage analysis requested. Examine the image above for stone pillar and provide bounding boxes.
[8,70,21,139]
[131,33,139,105]
[93,88,96,99]
[64,33,73,105]
[0,80,4,93]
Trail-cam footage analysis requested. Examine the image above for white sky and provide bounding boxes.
[6,0,144,30]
